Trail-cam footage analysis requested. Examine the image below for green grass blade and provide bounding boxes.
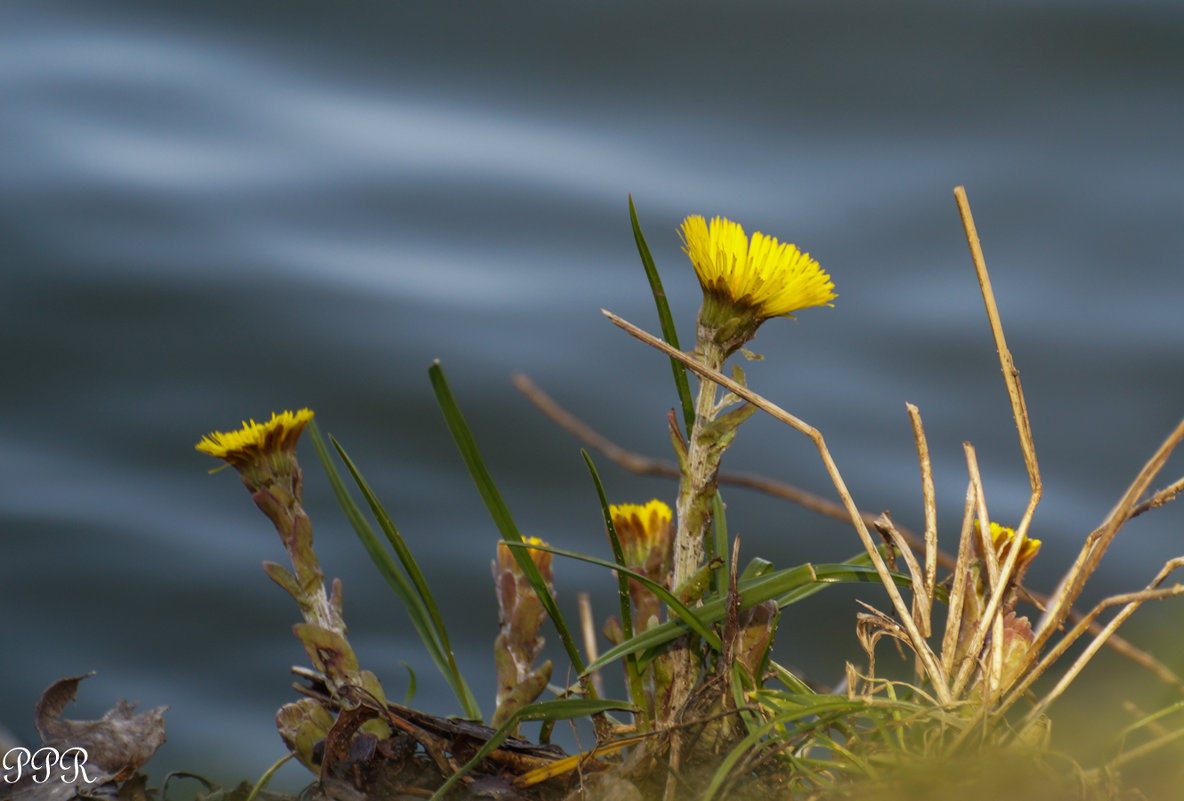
[580,451,635,641]
[580,451,648,726]
[740,557,774,581]
[328,434,481,720]
[1109,696,1184,747]
[399,662,417,706]
[583,562,913,674]
[702,705,825,801]
[503,540,721,652]
[730,660,761,736]
[629,195,694,436]
[702,693,914,800]
[516,697,636,721]
[428,361,589,679]
[428,697,634,801]
[306,420,479,718]
[768,660,814,695]
[775,549,948,608]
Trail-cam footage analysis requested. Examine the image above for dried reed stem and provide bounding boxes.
[941,482,979,680]
[874,513,929,635]
[578,592,605,699]
[954,186,1042,533]
[513,373,1184,691]
[906,403,939,618]
[1007,556,1184,721]
[874,512,931,685]
[950,445,1010,699]
[1027,417,1184,677]
[1089,715,1184,778]
[1017,557,1184,732]
[601,308,953,703]
[1130,475,1184,518]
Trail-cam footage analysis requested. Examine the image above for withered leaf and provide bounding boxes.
[9,776,105,801]
[292,624,359,680]
[33,674,167,778]
[276,699,334,771]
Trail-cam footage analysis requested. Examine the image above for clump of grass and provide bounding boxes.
[200,187,1184,800]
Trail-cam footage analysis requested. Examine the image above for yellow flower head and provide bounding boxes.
[496,536,554,583]
[196,409,315,468]
[984,521,1042,566]
[973,521,1042,584]
[680,215,836,321]
[609,499,674,578]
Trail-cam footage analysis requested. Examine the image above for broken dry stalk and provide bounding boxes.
[1028,417,1184,681]
[874,513,930,637]
[906,403,939,616]
[1006,556,1184,728]
[954,186,1042,534]
[940,483,980,681]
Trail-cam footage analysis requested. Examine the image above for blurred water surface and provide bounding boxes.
[3,0,1183,787]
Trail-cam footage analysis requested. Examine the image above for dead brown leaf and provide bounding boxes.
[34,673,166,780]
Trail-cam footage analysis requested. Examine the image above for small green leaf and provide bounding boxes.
[740,557,774,581]
[400,662,417,706]
[260,561,301,600]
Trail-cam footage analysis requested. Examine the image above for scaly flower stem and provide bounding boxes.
[254,484,340,633]
[664,339,728,721]
[672,340,728,593]
[197,410,368,699]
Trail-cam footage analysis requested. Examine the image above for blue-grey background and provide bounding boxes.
[3,0,1183,789]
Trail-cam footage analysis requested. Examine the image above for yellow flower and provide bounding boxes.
[984,521,1042,568]
[196,409,315,467]
[496,536,554,582]
[609,499,674,579]
[680,215,835,321]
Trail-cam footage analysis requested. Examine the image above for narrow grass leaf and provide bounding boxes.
[1110,696,1184,746]
[730,661,761,736]
[581,451,648,725]
[516,697,635,721]
[505,540,721,651]
[400,662,417,707]
[328,434,481,720]
[581,451,635,641]
[768,660,814,695]
[306,421,468,714]
[629,195,694,436]
[428,361,589,678]
[701,705,840,801]
[428,697,634,801]
[584,563,914,673]
[740,557,775,581]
